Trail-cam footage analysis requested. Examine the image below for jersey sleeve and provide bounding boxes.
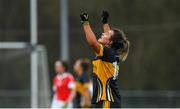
[94,44,104,56]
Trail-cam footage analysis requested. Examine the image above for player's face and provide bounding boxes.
[73,60,82,75]
[55,61,64,73]
[98,30,113,45]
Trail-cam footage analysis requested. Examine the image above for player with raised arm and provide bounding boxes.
[80,10,130,108]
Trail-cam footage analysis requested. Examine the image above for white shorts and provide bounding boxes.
[51,96,73,108]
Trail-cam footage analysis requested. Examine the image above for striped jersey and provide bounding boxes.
[91,44,121,103]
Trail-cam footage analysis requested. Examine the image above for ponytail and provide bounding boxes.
[119,39,130,62]
[111,28,130,62]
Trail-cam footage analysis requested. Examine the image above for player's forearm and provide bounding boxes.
[67,88,76,102]
[103,23,110,33]
[80,12,100,54]
[102,10,110,32]
[83,23,98,46]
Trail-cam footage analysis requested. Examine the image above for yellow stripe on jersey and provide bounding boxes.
[95,44,104,56]
[96,85,99,102]
[110,88,114,102]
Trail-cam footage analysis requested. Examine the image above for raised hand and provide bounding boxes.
[101,10,109,24]
[80,12,89,24]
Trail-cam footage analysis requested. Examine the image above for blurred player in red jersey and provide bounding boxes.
[51,60,76,108]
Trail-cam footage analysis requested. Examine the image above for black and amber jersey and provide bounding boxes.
[91,44,121,103]
[75,72,89,107]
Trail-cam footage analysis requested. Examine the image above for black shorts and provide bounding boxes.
[91,100,121,108]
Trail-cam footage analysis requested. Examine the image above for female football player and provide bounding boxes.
[51,60,76,108]
[80,11,130,108]
[73,59,92,108]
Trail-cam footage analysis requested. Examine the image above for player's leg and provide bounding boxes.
[67,102,73,108]
[51,97,60,108]
[92,100,111,108]
[51,97,67,108]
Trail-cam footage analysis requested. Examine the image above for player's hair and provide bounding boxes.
[60,60,69,72]
[78,59,91,72]
[111,28,130,62]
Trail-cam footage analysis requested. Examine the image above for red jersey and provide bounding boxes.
[53,73,75,101]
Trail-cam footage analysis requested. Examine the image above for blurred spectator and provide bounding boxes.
[51,60,76,108]
[74,59,92,108]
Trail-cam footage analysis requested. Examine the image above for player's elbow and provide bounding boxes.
[88,42,94,46]
[88,40,97,47]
